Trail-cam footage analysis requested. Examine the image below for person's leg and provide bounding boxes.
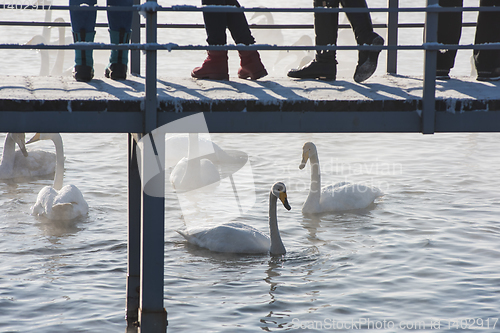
[436,0,463,79]
[287,0,339,80]
[192,0,230,80]
[340,0,384,83]
[474,0,500,80]
[222,0,267,80]
[105,0,133,80]
[70,0,97,81]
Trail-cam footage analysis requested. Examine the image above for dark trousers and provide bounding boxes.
[201,0,255,46]
[70,0,133,33]
[438,0,500,72]
[314,0,377,61]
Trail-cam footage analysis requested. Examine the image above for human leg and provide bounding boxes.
[192,0,230,80]
[221,0,267,80]
[105,0,133,80]
[70,0,97,81]
[287,0,339,80]
[340,0,384,83]
[474,0,500,80]
[436,0,463,79]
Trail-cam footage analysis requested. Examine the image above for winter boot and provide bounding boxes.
[237,50,268,80]
[191,50,229,80]
[72,29,96,82]
[105,28,131,80]
[353,34,384,83]
[287,58,337,80]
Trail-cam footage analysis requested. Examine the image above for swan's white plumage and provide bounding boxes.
[177,182,291,255]
[165,134,236,168]
[169,133,221,192]
[29,133,88,221]
[300,142,383,214]
[0,133,29,180]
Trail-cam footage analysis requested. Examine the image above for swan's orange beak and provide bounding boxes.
[26,133,41,145]
[279,192,291,211]
[299,150,309,170]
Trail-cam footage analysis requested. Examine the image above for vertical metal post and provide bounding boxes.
[144,0,158,134]
[386,0,399,74]
[131,0,141,76]
[126,133,141,328]
[422,0,439,134]
[139,1,166,332]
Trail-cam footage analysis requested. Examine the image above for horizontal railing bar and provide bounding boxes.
[0,21,482,29]
[3,5,500,14]
[4,42,500,51]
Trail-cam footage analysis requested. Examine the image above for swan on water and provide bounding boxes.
[177,181,291,255]
[165,133,237,168]
[28,133,88,221]
[299,142,383,214]
[170,133,221,192]
[0,133,29,180]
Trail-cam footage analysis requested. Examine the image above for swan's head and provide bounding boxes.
[299,142,317,170]
[271,182,291,211]
[9,133,28,157]
[27,133,61,144]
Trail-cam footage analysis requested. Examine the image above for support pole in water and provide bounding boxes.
[422,0,438,134]
[126,133,141,327]
[138,1,167,332]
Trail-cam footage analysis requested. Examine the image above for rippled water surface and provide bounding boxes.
[1,0,499,332]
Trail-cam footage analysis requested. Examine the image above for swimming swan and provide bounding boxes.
[28,133,88,221]
[299,142,383,214]
[170,133,221,192]
[177,181,291,255]
[0,133,29,179]
[165,133,237,168]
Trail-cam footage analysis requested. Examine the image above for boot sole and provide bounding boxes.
[287,74,336,81]
[191,71,229,80]
[238,69,268,80]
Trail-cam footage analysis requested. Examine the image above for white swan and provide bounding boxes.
[28,133,88,221]
[177,181,291,255]
[165,134,237,168]
[0,133,29,179]
[299,142,383,214]
[170,133,220,192]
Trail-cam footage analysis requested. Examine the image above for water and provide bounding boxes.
[1,1,500,332]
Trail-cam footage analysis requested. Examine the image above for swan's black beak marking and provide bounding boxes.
[279,192,291,211]
[26,133,41,145]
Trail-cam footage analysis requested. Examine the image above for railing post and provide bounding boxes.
[387,0,399,74]
[139,1,167,332]
[422,0,439,134]
[131,0,141,76]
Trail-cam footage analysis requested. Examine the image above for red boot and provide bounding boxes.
[238,51,268,80]
[191,50,229,80]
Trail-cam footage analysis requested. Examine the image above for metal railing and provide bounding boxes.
[1,1,500,134]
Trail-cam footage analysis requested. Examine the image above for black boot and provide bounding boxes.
[288,0,338,80]
[72,29,95,82]
[287,58,337,80]
[353,34,384,83]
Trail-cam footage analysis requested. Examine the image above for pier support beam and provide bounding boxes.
[422,0,438,134]
[126,134,141,328]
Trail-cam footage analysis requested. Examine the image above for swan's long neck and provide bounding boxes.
[269,192,286,256]
[52,135,65,190]
[183,133,201,185]
[309,152,321,196]
[0,135,15,172]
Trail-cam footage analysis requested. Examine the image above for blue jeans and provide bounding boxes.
[70,0,133,33]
